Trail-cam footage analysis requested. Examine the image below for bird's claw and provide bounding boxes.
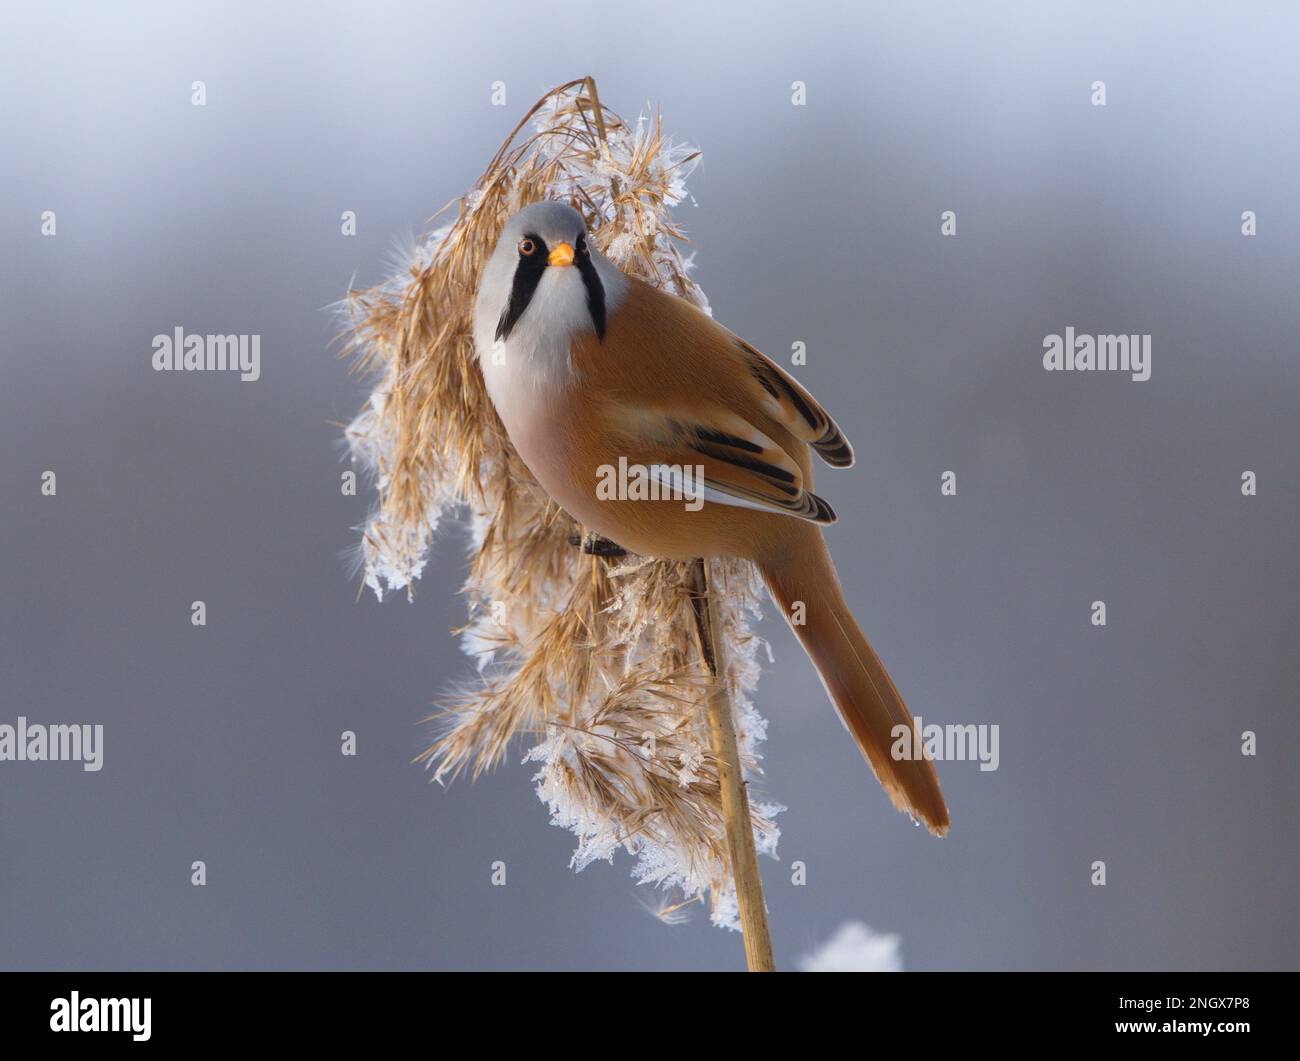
[567,532,627,558]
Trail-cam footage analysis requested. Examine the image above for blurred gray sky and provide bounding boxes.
[0,1,1296,970]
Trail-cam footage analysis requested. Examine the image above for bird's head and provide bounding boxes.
[476,201,624,351]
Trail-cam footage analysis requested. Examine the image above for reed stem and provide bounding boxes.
[686,557,776,972]
[582,74,774,971]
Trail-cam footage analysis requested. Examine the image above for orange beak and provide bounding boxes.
[548,242,575,267]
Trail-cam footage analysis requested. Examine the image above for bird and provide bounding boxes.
[473,201,949,836]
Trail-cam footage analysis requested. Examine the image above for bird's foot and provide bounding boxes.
[567,531,628,558]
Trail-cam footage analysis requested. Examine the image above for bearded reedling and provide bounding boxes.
[474,201,949,836]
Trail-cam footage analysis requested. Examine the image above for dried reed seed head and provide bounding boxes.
[343,79,779,927]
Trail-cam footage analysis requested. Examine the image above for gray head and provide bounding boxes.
[473,201,626,356]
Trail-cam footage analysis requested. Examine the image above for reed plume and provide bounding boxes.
[341,78,781,931]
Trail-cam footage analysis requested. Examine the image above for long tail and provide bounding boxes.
[759,532,949,836]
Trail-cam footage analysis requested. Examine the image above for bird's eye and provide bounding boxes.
[518,238,536,257]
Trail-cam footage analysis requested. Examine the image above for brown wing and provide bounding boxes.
[732,338,854,468]
[597,401,836,524]
[571,278,853,523]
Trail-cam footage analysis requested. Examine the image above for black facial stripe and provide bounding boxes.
[495,232,548,342]
[575,239,606,341]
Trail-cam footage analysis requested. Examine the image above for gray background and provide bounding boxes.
[1,1,1296,971]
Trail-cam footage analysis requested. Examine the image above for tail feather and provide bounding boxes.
[760,535,949,836]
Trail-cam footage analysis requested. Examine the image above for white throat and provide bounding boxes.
[474,252,627,412]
